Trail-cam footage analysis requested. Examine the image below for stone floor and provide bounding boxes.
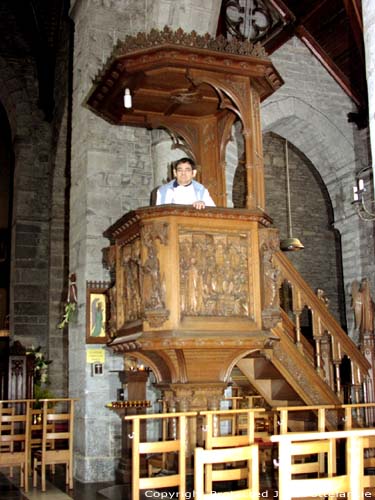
[0,466,278,500]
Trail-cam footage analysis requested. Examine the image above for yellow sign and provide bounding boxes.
[86,349,105,364]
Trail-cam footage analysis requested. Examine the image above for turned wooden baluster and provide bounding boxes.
[291,285,303,350]
[311,309,324,376]
[331,338,343,399]
[320,332,335,390]
[351,361,364,424]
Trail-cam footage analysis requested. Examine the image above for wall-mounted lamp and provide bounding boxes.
[280,139,304,252]
[353,177,375,220]
[124,88,132,109]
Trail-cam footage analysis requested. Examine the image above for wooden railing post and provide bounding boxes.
[274,250,370,400]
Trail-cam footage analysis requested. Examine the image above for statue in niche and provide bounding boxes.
[129,240,142,318]
[143,242,164,310]
[186,257,204,313]
[316,288,330,308]
[122,241,142,321]
[351,278,375,336]
[261,239,281,310]
[122,246,134,319]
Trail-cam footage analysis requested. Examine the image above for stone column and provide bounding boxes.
[68,0,221,482]
[68,0,152,482]
[363,0,375,191]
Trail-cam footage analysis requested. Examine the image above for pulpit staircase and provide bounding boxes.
[231,249,372,430]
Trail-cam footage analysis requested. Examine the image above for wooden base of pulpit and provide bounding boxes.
[108,370,150,486]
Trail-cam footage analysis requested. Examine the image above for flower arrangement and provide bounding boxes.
[58,302,77,329]
[26,345,52,385]
[58,272,77,329]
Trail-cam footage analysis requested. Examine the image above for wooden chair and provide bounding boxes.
[362,435,375,489]
[271,428,375,500]
[32,398,75,492]
[125,411,197,500]
[147,399,170,476]
[0,405,15,477]
[194,444,259,499]
[0,400,31,492]
[200,408,263,492]
[29,406,56,476]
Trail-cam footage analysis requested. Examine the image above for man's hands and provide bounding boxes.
[192,201,206,210]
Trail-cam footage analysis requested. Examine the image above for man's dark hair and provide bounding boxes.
[174,157,197,170]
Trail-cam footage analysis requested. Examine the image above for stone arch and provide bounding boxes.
[260,96,356,328]
[0,56,34,143]
[261,96,356,213]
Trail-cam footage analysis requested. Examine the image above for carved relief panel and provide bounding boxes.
[140,222,170,328]
[121,239,142,323]
[179,230,252,318]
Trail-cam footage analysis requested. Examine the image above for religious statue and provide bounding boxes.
[351,278,375,336]
[315,288,330,308]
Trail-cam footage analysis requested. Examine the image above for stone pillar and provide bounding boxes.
[68,0,221,482]
[363,0,375,191]
[150,130,184,199]
[69,0,152,482]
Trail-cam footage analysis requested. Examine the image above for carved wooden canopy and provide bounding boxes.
[85,27,283,209]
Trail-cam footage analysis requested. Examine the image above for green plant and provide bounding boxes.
[34,383,54,400]
[58,302,77,329]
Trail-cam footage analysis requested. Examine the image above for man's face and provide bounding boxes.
[173,162,197,186]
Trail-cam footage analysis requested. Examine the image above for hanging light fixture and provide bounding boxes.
[280,139,304,251]
[352,177,375,220]
[123,88,132,109]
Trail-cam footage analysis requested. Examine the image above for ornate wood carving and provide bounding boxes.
[121,239,142,322]
[141,222,170,327]
[259,228,282,328]
[101,27,267,73]
[179,231,250,318]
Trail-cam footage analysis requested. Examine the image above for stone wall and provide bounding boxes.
[230,131,344,325]
[262,37,373,339]
[0,55,52,350]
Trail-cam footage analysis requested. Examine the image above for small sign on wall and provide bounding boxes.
[86,348,105,364]
[87,348,105,377]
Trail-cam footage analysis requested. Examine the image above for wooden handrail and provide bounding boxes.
[274,250,370,394]
[271,427,375,442]
[275,402,375,433]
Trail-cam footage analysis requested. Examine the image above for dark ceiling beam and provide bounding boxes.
[295,25,363,109]
[342,0,365,62]
[299,0,330,25]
